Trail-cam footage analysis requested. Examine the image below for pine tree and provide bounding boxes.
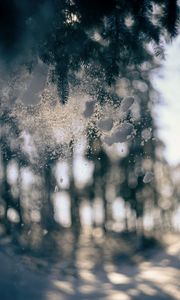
[0,1,179,103]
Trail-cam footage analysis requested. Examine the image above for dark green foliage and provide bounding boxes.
[0,1,179,103]
[39,0,179,103]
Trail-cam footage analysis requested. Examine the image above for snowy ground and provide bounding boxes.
[0,232,179,300]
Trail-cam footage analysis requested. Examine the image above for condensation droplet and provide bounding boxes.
[97,118,113,132]
[120,96,134,112]
[143,171,154,183]
[83,100,95,118]
[55,185,58,192]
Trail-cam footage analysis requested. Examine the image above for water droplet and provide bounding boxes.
[143,171,154,183]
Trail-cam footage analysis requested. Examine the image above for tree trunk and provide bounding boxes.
[41,164,57,230]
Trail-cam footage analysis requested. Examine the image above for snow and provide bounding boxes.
[0,233,180,300]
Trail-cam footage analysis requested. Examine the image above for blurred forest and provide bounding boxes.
[0,1,180,299]
[0,62,179,254]
[0,0,179,250]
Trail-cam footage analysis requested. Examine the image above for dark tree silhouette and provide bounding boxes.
[0,1,179,103]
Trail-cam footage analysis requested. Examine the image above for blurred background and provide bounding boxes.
[0,1,180,299]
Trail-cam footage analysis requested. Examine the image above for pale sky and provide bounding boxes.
[152,35,180,166]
